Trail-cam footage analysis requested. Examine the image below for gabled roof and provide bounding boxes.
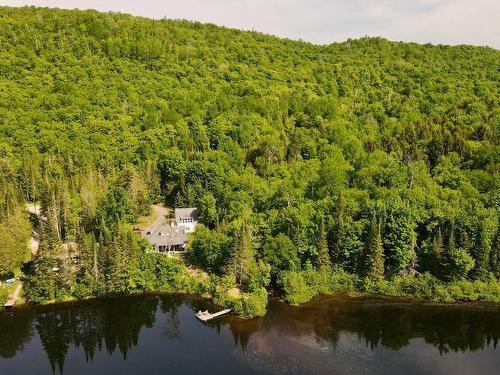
[142,224,187,246]
[175,207,198,221]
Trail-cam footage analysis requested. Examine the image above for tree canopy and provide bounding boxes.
[0,6,498,306]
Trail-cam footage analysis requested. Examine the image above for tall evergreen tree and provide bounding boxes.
[317,215,332,270]
[444,223,475,280]
[490,227,500,278]
[174,191,185,208]
[331,193,347,265]
[431,228,444,277]
[443,223,456,278]
[367,219,384,281]
[475,220,493,280]
[227,219,255,287]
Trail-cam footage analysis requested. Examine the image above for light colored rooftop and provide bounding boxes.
[142,223,187,247]
[175,207,198,221]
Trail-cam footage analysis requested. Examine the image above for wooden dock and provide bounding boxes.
[195,308,232,322]
[4,283,22,309]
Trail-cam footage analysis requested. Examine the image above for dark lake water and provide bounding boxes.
[1,294,499,374]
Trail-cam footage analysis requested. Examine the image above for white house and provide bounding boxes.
[175,207,199,233]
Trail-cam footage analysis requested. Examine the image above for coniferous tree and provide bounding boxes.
[490,227,500,278]
[475,220,493,280]
[367,219,384,281]
[432,228,444,277]
[227,220,255,287]
[443,224,456,278]
[445,223,475,280]
[331,193,347,265]
[24,222,60,303]
[317,215,331,270]
[174,191,185,208]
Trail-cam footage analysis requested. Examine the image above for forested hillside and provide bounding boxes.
[0,7,499,309]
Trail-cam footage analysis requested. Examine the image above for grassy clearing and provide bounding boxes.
[136,209,159,229]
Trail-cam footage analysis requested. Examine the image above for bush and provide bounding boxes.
[207,275,268,318]
[361,273,500,303]
[183,273,210,295]
[280,268,500,305]
[210,274,238,308]
[154,255,184,291]
[278,270,315,304]
[328,268,359,292]
[446,279,500,302]
[280,267,359,304]
[234,287,268,318]
[447,248,475,280]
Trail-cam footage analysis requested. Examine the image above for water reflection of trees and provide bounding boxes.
[32,296,159,373]
[0,294,215,374]
[1,295,499,373]
[158,294,185,341]
[222,297,500,354]
[327,301,499,353]
[0,312,33,358]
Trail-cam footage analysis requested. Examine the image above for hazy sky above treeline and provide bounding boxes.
[2,0,499,48]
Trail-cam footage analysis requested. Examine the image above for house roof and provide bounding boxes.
[142,224,187,247]
[175,207,198,222]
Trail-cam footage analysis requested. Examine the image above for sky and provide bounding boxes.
[2,0,499,48]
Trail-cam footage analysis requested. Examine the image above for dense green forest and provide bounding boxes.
[0,7,499,313]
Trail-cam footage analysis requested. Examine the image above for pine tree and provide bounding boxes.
[448,224,456,252]
[367,219,384,281]
[39,216,61,258]
[444,222,475,281]
[490,227,499,278]
[24,222,60,303]
[227,220,255,287]
[475,221,492,280]
[331,193,346,265]
[432,228,444,277]
[174,191,185,208]
[443,223,456,278]
[317,215,331,270]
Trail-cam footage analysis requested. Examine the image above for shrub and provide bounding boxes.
[447,248,475,280]
[279,267,500,305]
[154,255,184,291]
[328,268,358,292]
[363,278,399,296]
[234,287,268,318]
[211,274,238,308]
[278,270,315,304]
[183,273,210,295]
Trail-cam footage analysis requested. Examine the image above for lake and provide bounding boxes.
[1,294,499,374]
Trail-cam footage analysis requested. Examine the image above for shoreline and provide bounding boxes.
[5,288,500,314]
